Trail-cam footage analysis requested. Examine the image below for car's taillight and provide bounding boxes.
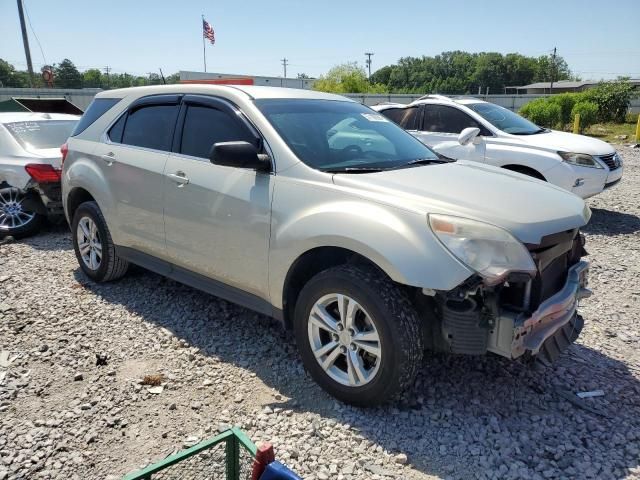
[24,164,62,183]
[60,142,69,166]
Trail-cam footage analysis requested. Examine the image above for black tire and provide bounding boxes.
[71,201,128,282]
[294,264,423,406]
[0,187,45,239]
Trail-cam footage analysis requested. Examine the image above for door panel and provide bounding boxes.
[91,142,168,258]
[163,156,272,298]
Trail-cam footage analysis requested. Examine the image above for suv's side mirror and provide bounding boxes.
[458,127,481,146]
[209,141,271,171]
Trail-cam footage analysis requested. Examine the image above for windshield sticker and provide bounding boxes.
[361,113,389,122]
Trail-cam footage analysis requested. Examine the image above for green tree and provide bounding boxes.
[165,73,181,84]
[0,58,16,87]
[313,62,387,93]
[370,65,394,86]
[54,59,82,88]
[472,53,505,94]
[82,68,103,88]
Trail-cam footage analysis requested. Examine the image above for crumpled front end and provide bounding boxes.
[427,229,590,364]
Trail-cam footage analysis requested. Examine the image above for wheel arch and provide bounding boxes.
[501,164,546,181]
[281,246,391,330]
[65,187,96,224]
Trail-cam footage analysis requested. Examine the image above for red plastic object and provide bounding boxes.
[60,142,69,165]
[251,442,275,480]
[24,164,62,183]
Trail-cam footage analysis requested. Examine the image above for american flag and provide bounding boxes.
[203,19,215,45]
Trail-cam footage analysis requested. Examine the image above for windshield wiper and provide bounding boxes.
[323,167,388,173]
[404,157,448,166]
[512,128,548,135]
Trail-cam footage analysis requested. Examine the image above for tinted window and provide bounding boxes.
[5,120,78,149]
[121,105,179,151]
[71,98,120,136]
[380,106,419,129]
[256,99,439,172]
[422,105,482,134]
[108,114,126,143]
[469,103,543,135]
[180,105,254,158]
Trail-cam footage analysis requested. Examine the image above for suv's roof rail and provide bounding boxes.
[416,94,452,102]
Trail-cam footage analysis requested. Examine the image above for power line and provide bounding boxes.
[281,58,288,78]
[550,46,557,91]
[365,52,374,79]
[104,66,111,88]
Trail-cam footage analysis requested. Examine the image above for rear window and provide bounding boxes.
[71,98,120,136]
[5,120,78,149]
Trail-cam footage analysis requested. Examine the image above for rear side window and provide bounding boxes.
[422,105,482,134]
[121,105,179,151]
[380,107,419,129]
[71,98,120,136]
[179,105,255,159]
[107,114,126,143]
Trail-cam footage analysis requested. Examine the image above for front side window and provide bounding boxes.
[380,106,419,129]
[468,103,544,135]
[121,105,179,151]
[255,99,440,172]
[5,120,78,149]
[179,105,255,159]
[422,105,483,134]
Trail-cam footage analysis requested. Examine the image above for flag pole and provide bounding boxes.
[201,14,207,72]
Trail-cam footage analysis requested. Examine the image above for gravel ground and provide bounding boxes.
[1,145,640,480]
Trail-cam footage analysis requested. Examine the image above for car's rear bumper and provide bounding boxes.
[487,261,591,361]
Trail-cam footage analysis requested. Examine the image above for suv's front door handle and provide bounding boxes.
[101,153,117,165]
[167,172,189,186]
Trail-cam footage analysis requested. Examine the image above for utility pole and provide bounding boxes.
[16,0,34,87]
[549,47,557,93]
[365,52,374,79]
[104,66,111,89]
[281,58,288,79]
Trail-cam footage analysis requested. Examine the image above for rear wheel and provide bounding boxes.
[294,264,423,406]
[0,187,44,238]
[72,201,128,282]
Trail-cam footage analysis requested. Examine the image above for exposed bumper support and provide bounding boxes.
[488,261,591,360]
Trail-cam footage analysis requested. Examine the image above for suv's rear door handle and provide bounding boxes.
[167,172,189,186]
[101,153,117,165]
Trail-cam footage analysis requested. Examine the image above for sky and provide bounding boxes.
[1,0,639,81]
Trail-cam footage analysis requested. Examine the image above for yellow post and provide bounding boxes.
[573,113,580,134]
[635,114,640,144]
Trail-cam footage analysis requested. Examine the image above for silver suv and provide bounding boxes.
[62,85,592,406]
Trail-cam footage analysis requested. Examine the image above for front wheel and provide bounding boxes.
[0,187,44,238]
[294,264,424,406]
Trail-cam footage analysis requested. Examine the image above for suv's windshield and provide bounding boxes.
[468,103,545,135]
[255,99,441,172]
[5,120,78,150]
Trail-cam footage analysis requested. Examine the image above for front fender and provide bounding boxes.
[268,179,473,309]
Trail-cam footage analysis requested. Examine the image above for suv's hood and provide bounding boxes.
[502,130,614,156]
[332,161,589,244]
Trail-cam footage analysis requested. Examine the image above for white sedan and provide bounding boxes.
[0,112,79,237]
[372,96,623,199]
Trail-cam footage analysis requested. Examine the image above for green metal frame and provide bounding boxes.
[123,427,258,480]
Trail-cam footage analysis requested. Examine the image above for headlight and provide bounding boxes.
[558,152,603,169]
[428,214,537,285]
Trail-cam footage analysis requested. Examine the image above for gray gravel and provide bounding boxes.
[1,145,639,480]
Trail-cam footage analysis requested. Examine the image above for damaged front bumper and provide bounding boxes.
[487,261,591,362]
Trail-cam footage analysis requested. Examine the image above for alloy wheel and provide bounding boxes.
[0,189,36,230]
[77,217,102,270]
[308,293,382,387]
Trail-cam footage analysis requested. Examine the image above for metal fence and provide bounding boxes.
[2,87,638,114]
[123,428,257,480]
